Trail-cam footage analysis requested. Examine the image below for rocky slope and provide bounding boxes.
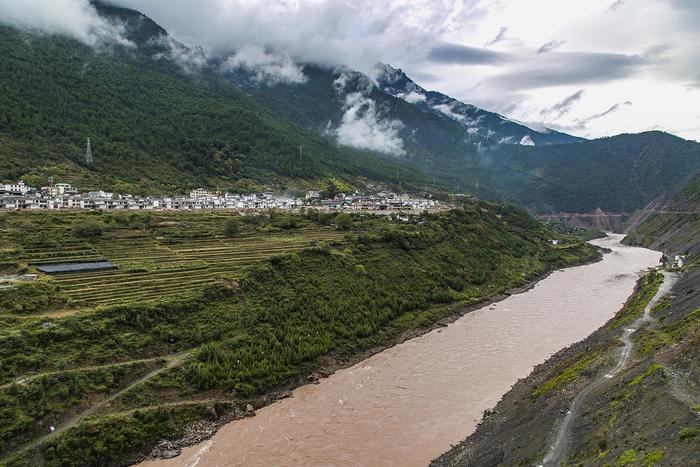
[434,267,700,467]
[434,177,700,466]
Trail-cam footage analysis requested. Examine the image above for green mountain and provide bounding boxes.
[0,1,698,214]
[483,131,700,213]
[0,2,429,195]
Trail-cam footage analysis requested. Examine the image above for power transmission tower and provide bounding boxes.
[85,137,93,165]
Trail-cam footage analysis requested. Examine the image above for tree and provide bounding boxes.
[335,213,352,230]
[72,222,103,239]
[223,216,243,237]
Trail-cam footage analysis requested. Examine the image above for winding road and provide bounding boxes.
[540,270,678,467]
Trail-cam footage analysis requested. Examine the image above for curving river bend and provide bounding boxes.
[141,234,660,467]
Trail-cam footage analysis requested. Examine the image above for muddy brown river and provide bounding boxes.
[141,234,660,467]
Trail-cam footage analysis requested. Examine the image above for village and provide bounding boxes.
[0,180,449,214]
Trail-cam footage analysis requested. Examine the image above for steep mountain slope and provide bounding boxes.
[0,2,428,194]
[375,64,583,146]
[221,63,490,192]
[219,56,700,214]
[220,61,583,194]
[1,1,698,215]
[624,171,700,257]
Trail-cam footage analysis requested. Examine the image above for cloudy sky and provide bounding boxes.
[1,0,698,140]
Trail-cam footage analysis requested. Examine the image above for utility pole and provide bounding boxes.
[85,137,93,165]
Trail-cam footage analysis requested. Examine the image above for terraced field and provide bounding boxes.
[0,211,347,308]
[29,231,343,307]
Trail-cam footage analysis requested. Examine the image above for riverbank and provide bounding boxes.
[434,261,700,466]
[139,234,656,467]
[1,205,601,466]
[136,244,604,464]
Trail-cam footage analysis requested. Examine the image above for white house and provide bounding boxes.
[0,181,30,195]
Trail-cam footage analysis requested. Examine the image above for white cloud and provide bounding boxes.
[397,91,427,104]
[329,75,406,156]
[0,0,130,46]
[433,103,466,122]
[519,134,535,145]
[111,0,483,76]
[3,0,697,140]
[153,36,208,72]
[221,46,306,85]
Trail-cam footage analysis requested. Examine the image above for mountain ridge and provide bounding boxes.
[0,1,698,216]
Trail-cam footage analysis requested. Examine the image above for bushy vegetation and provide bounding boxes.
[0,205,599,464]
[0,282,67,315]
[11,404,223,467]
[0,361,157,455]
[678,427,698,440]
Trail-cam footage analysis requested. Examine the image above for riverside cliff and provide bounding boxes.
[434,182,700,466]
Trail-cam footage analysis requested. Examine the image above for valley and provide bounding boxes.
[138,235,660,467]
[0,204,600,466]
[0,1,698,466]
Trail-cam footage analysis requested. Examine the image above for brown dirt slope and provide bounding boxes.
[433,265,700,467]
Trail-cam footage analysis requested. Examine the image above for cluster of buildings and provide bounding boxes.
[0,181,447,214]
[307,190,443,213]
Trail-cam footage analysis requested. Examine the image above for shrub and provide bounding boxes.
[71,221,103,238]
[335,213,352,231]
[678,427,698,440]
[223,217,243,237]
[616,449,637,466]
[642,449,665,466]
[0,281,67,314]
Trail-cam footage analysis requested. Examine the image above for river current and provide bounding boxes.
[141,234,660,467]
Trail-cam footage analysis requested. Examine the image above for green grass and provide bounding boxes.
[628,364,664,387]
[610,271,663,330]
[636,307,700,356]
[616,449,637,466]
[532,352,600,399]
[642,449,665,466]
[678,427,698,440]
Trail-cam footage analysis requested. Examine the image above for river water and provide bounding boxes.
[141,234,660,467]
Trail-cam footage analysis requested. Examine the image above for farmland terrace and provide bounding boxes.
[0,211,345,309]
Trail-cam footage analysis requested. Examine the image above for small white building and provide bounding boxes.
[190,188,214,199]
[0,181,30,195]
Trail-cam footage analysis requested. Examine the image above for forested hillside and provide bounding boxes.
[0,3,427,195]
[483,131,700,213]
[1,1,699,213]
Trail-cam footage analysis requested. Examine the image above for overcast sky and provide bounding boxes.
[2,0,698,140]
